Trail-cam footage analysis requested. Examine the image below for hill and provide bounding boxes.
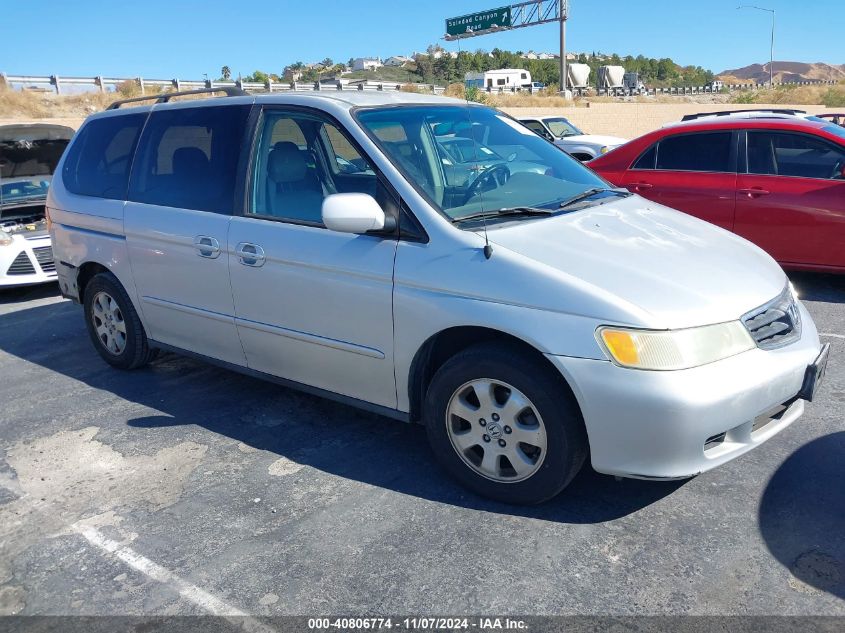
[718,61,845,84]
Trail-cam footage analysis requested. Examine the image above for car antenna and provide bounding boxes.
[455,35,492,259]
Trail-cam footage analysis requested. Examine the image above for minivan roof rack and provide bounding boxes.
[106,86,248,110]
[681,108,807,121]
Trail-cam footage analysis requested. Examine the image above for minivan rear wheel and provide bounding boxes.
[83,272,158,370]
[423,343,588,504]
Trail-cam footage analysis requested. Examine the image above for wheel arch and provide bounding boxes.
[76,261,110,303]
[407,325,580,423]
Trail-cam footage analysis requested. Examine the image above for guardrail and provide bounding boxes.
[490,79,838,97]
[0,73,446,95]
[2,73,836,99]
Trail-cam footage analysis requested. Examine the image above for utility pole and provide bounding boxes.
[737,5,775,88]
[559,0,569,95]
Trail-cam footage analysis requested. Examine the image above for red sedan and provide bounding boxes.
[589,116,845,273]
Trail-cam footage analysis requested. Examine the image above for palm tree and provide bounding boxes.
[221,65,231,80]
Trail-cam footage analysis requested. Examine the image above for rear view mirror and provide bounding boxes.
[322,193,386,234]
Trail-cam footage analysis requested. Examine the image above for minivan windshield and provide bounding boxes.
[356,105,610,221]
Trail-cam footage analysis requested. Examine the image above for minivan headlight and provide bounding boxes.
[597,322,755,370]
[0,231,13,247]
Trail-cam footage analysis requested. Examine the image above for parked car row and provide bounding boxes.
[514,108,845,273]
[44,90,828,504]
[587,110,845,273]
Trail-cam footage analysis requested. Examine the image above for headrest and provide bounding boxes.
[172,147,209,176]
[268,142,306,183]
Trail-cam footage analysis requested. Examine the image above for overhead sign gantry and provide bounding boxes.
[444,1,571,93]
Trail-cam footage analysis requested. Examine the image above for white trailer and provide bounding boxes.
[597,65,625,96]
[465,68,532,90]
[566,63,591,95]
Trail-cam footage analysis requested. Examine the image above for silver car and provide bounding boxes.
[49,91,829,504]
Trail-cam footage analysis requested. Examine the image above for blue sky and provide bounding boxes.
[1,0,841,79]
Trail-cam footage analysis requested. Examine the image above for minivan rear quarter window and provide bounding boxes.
[129,105,250,214]
[656,131,733,173]
[62,114,146,199]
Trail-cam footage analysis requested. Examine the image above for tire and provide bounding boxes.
[423,343,588,505]
[83,272,158,370]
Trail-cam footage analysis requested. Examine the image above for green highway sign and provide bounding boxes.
[446,6,512,37]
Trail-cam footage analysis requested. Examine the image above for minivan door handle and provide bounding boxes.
[235,242,266,267]
[194,235,220,258]
[738,187,770,197]
[626,181,653,191]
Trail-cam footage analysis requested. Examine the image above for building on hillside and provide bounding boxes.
[522,51,538,60]
[351,57,383,71]
[384,56,413,67]
[465,68,532,89]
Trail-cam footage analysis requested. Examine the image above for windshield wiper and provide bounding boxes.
[557,187,630,210]
[452,206,553,223]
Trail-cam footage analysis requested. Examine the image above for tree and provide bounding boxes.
[321,57,334,69]
[244,70,269,84]
[221,65,231,80]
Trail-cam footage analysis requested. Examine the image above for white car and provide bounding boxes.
[1,124,74,288]
[49,90,827,504]
[518,116,627,160]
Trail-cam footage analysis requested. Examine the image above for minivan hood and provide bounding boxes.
[486,195,786,329]
[557,134,627,148]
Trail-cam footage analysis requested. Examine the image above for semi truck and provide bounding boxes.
[623,71,647,95]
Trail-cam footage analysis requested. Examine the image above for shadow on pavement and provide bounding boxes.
[0,282,61,305]
[758,432,845,599]
[788,271,845,305]
[1,300,687,523]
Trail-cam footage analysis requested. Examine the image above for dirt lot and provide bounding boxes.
[0,274,842,620]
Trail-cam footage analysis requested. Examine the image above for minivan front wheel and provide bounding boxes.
[424,343,587,504]
[83,272,157,370]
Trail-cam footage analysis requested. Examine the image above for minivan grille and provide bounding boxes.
[6,252,36,275]
[742,288,800,350]
[33,246,55,272]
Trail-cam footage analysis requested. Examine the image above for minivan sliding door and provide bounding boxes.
[124,103,251,365]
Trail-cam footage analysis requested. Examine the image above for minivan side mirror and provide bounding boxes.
[322,193,386,234]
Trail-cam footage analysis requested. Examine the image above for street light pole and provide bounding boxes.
[737,5,775,88]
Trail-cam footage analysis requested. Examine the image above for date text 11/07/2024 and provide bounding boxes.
[307,617,528,630]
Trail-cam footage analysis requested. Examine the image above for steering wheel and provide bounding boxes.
[831,158,845,180]
[466,164,510,202]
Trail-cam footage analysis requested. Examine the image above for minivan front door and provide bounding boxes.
[228,108,398,409]
[124,104,252,365]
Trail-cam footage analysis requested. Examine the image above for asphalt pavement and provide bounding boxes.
[0,273,842,618]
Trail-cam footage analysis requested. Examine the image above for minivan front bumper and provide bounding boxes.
[546,302,823,480]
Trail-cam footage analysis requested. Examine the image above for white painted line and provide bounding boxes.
[73,525,277,633]
[820,333,845,339]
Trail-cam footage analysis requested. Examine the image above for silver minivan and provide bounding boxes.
[49,90,829,504]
